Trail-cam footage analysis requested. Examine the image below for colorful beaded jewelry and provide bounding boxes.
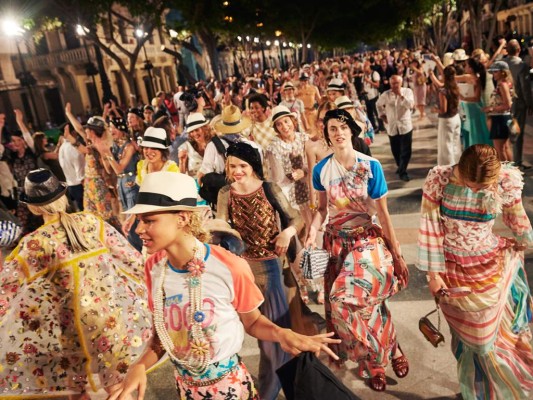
[153,238,211,376]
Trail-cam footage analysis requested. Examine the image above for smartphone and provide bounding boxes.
[422,54,432,61]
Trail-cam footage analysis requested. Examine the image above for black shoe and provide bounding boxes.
[520,164,531,171]
[400,173,410,182]
[395,168,400,174]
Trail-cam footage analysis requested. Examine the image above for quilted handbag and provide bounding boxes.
[299,247,329,280]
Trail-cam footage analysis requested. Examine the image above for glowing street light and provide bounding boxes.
[265,40,271,46]
[237,35,242,41]
[253,37,259,43]
[274,40,279,46]
[307,43,311,49]
[135,27,155,98]
[1,19,24,37]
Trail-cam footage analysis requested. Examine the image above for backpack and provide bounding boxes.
[198,136,232,207]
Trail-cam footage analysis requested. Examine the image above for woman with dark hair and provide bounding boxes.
[417,144,532,399]
[456,57,492,148]
[409,58,427,118]
[305,108,409,392]
[31,132,66,181]
[435,65,461,165]
[266,105,312,227]
[483,61,515,161]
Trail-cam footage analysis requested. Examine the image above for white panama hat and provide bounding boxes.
[326,78,345,92]
[124,171,206,214]
[186,112,209,131]
[138,127,169,149]
[334,95,354,110]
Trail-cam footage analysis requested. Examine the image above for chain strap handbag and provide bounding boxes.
[299,247,329,280]
[419,299,445,348]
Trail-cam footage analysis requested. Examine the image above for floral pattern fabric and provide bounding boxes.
[0,213,152,397]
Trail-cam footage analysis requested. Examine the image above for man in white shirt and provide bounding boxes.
[58,124,85,210]
[376,75,415,181]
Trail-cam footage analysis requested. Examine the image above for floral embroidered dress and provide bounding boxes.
[0,213,152,397]
[312,152,402,378]
[417,164,533,400]
[265,132,309,209]
[84,149,121,231]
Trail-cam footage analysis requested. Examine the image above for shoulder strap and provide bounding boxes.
[262,182,289,230]
[211,136,227,156]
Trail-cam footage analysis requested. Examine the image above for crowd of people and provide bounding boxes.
[0,41,531,400]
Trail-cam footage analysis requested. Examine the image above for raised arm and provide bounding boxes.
[64,102,86,141]
[14,109,34,152]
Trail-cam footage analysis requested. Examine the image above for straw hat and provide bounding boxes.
[186,113,209,131]
[19,169,67,206]
[214,105,251,135]
[283,82,296,91]
[138,127,169,149]
[442,52,454,67]
[124,171,205,214]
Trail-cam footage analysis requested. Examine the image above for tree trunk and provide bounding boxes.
[196,27,219,80]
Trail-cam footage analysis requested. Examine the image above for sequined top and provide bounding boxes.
[217,182,304,261]
[229,186,279,260]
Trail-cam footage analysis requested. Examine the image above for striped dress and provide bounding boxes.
[417,164,533,400]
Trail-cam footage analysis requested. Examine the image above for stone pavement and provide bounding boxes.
[97,113,533,399]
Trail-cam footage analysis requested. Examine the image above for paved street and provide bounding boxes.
[94,113,533,399]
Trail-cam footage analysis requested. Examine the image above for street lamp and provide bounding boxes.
[2,18,41,129]
[135,27,155,100]
[76,24,100,110]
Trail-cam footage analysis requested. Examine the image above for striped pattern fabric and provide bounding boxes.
[324,224,401,379]
[417,164,533,399]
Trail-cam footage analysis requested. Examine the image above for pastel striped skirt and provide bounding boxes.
[323,224,402,378]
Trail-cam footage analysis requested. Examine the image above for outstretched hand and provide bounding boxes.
[277,329,341,361]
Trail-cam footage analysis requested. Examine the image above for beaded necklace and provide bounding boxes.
[153,238,211,376]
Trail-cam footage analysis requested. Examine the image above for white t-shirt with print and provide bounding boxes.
[145,244,264,363]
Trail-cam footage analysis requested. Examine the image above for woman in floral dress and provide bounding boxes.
[305,109,409,392]
[0,169,151,399]
[417,144,533,399]
[65,104,121,231]
[266,105,312,227]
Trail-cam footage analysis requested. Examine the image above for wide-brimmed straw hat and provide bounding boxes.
[138,127,169,149]
[19,169,67,206]
[186,113,209,131]
[124,171,205,214]
[271,105,297,125]
[214,105,251,135]
[283,82,296,91]
[326,78,345,92]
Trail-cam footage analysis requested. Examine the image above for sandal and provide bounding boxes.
[392,345,409,378]
[367,372,386,392]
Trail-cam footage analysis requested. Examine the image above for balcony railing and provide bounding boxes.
[11,43,163,73]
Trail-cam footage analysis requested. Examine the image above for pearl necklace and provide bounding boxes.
[153,239,211,376]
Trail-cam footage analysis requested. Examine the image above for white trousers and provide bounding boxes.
[437,114,462,165]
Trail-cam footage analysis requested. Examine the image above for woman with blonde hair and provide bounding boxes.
[0,169,151,399]
[482,61,514,161]
[178,113,213,178]
[109,171,340,400]
[417,144,532,399]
